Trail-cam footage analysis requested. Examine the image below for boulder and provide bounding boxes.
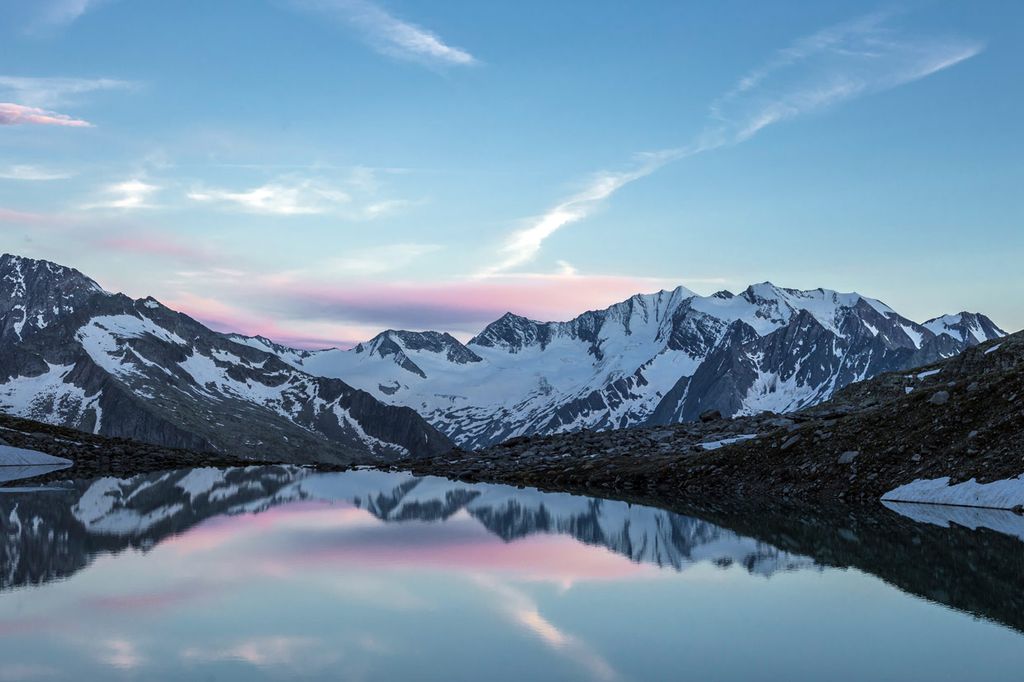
[837,451,859,465]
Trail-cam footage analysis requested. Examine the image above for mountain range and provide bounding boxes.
[258,282,1006,448]
[0,254,1006,456]
[0,254,451,464]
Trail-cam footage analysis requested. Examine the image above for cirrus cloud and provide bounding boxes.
[479,12,984,277]
[290,0,477,67]
[83,179,160,210]
[0,102,91,127]
[0,75,136,108]
[187,179,351,216]
[0,164,75,180]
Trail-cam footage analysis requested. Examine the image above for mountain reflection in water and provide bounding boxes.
[1,467,1023,682]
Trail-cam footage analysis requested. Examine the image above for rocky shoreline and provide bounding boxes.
[4,332,1020,509]
[0,413,310,483]
[401,332,1024,506]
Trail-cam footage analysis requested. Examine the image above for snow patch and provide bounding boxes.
[0,445,72,467]
[882,475,1024,510]
[700,434,757,450]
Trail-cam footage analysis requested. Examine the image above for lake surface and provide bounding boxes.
[1,466,1023,681]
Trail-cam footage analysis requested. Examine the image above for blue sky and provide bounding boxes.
[0,0,1020,345]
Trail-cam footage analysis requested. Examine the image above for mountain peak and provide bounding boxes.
[923,312,1007,344]
[1,253,106,294]
[469,313,548,352]
[357,329,482,365]
[1,254,110,341]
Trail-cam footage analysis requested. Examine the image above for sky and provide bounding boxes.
[0,0,1021,347]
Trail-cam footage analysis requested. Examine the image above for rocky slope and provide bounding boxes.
[0,254,451,464]
[404,331,1024,506]
[266,283,1004,448]
[0,411,270,480]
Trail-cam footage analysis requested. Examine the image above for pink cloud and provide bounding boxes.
[160,272,688,349]
[0,207,68,225]
[163,290,377,349]
[98,234,209,262]
[0,103,92,127]
[258,273,685,330]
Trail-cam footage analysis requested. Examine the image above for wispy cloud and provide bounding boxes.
[0,164,74,181]
[479,13,983,276]
[325,242,442,275]
[477,150,680,278]
[0,103,91,127]
[84,179,160,210]
[0,207,72,225]
[0,76,135,108]
[98,233,212,262]
[187,171,409,218]
[16,0,116,30]
[704,12,984,145]
[290,0,477,66]
[188,179,351,215]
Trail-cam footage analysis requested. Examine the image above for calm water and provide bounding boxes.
[1,467,1023,681]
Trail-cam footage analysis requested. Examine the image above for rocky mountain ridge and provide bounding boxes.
[271,281,1005,448]
[404,330,1024,506]
[0,254,452,464]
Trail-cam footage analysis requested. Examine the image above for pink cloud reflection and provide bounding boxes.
[162,500,655,584]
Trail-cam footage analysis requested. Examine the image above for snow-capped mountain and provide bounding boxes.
[0,254,451,463]
[268,283,1006,448]
[922,312,1005,345]
[0,467,816,591]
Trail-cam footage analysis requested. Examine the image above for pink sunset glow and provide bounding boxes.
[267,273,685,325]
[162,271,690,349]
[0,103,92,127]
[98,234,210,262]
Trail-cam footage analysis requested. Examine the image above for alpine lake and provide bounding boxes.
[1,466,1022,681]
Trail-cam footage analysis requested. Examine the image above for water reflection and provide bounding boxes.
[0,467,1023,681]
[1,467,814,591]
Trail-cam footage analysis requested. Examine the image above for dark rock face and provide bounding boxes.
[353,330,482,378]
[0,254,452,464]
[469,312,555,353]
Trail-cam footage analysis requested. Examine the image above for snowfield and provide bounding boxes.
[882,475,1024,510]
